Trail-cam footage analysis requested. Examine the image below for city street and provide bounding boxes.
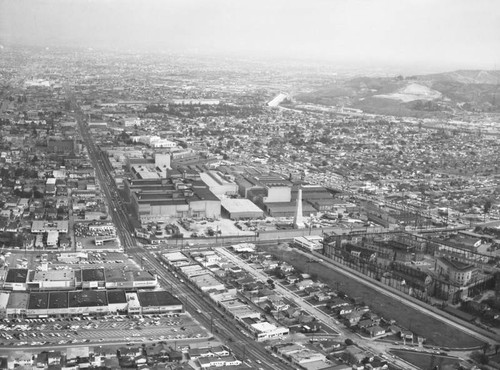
[74,107,290,369]
[216,247,424,370]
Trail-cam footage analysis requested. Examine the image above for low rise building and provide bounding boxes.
[190,273,225,292]
[288,349,326,366]
[0,292,10,318]
[250,321,289,341]
[4,269,29,290]
[221,198,264,219]
[137,291,183,314]
[293,235,324,251]
[30,270,75,290]
[31,220,69,233]
[6,292,29,317]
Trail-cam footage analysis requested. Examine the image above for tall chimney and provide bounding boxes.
[293,187,305,229]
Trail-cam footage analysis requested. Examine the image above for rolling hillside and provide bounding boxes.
[295,70,500,116]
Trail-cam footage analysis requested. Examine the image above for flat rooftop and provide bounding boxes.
[81,268,105,282]
[163,252,189,262]
[7,292,29,309]
[69,290,108,307]
[104,269,132,283]
[28,292,49,310]
[31,220,69,230]
[137,290,182,307]
[33,270,74,281]
[106,290,127,304]
[105,269,155,283]
[0,292,10,309]
[49,291,69,309]
[131,270,156,281]
[252,321,278,332]
[6,268,29,283]
[221,198,263,214]
[200,171,236,187]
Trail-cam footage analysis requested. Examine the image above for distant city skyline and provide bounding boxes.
[1,0,500,73]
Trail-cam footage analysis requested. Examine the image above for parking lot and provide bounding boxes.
[0,313,209,347]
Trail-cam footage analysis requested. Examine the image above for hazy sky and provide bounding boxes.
[1,0,499,71]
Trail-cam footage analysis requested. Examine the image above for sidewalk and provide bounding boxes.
[215,247,421,370]
[216,247,342,335]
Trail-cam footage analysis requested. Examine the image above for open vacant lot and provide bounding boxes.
[390,349,461,370]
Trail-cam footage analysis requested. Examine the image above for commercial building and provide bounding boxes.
[1,289,182,318]
[31,220,69,233]
[131,135,177,148]
[198,356,241,368]
[0,292,9,318]
[179,265,207,278]
[190,273,226,292]
[4,269,29,290]
[250,322,289,341]
[162,251,190,265]
[199,170,238,197]
[237,175,336,217]
[27,292,50,317]
[3,266,158,292]
[104,269,158,289]
[80,268,106,289]
[229,306,261,321]
[46,231,59,248]
[47,291,70,316]
[288,349,326,366]
[68,290,109,315]
[79,267,157,290]
[137,291,183,314]
[30,270,76,290]
[293,235,324,251]
[126,178,220,223]
[221,198,264,220]
[253,183,316,218]
[106,290,128,313]
[94,235,118,246]
[47,138,77,154]
[126,292,141,314]
[236,174,291,198]
[6,292,29,317]
[231,243,256,253]
[265,201,316,218]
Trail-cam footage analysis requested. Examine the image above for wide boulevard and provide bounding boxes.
[74,104,289,370]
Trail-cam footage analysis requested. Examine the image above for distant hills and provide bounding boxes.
[414,70,500,85]
[295,70,500,117]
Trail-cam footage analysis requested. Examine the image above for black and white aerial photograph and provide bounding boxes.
[0,0,500,369]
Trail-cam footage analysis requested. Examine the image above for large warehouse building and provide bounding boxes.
[1,290,182,318]
[221,198,264,220]
[2,267,157,291]
[125,178,221,223]
[199,170,239,197]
